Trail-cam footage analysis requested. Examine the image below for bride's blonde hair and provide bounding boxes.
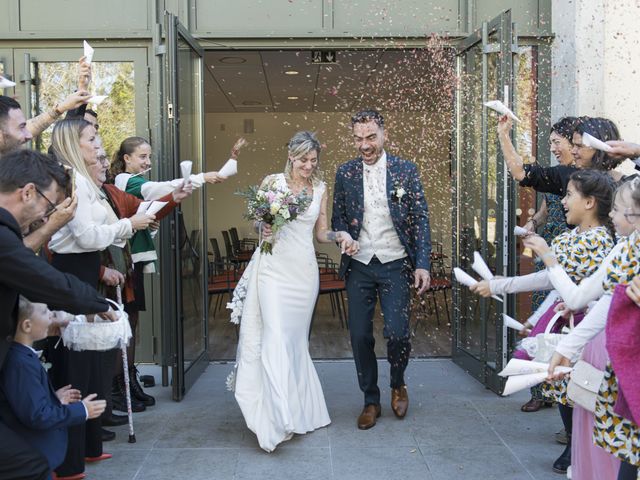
[284,131,323,185]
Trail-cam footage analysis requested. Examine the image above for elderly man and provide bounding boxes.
[0,149,113,480]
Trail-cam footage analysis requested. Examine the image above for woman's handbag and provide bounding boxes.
[521,312,574,363]
[566,360,605,413]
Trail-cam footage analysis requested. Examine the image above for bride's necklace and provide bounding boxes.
[288,176,312,195]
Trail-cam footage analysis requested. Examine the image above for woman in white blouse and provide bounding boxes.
[46,118,156,478]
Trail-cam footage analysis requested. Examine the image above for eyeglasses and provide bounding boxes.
[34,186,58,217]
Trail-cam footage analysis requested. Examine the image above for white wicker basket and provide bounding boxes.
[61,299,132,352]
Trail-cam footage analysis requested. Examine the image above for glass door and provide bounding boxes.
[452,10,517,394]
[159,12,208,400]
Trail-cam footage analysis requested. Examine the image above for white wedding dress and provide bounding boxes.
[228,173,331,452]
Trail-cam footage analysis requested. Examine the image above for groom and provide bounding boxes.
[332,109,431,430]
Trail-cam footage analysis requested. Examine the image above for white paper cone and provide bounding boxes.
[89,95,107,105]
[83,40,94,64]
[136,201,151,214]
[218,159,237,177]
[146,201,167,216]
[484,100,520,122]
[499,358,549,377]
[180,160,193,180]
[472,252,494,280]
[0,76,16,88]
[503,314,525,332]
[514,226,529,236]
[453,267,477,288]
[582,132,613,153]
[453,268,503,302]
[502,372,547,396]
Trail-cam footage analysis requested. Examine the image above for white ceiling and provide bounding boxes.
[203,49,455,113]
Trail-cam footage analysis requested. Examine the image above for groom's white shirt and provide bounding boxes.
[352,151,407,265]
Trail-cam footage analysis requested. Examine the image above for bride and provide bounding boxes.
[228,131,359,452]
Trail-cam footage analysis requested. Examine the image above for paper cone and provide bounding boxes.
[146,201,167,216]
[180,160,193,180]
[0,76,16,88]
[582,132,613,153]
[499,358,548,377]
[503,314,525,332]
[472,252,494,280]
[136,201,151,214]
[484,100,520,122]
[502,372,547,396]
[218,158,237,177]
[89,95,107,105]
[83,40,94,64]
[454,267,503,302]
[514,226,529,236]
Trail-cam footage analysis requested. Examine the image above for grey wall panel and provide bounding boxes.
[333,0,460,36]
[474,0,550,36]
[18,0,151,33]
[0,0,11,35]
[193,0,324,36]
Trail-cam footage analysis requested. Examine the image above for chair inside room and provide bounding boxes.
[222,229,252,267]
[229,227,257,256]
[411,241,452,333]
[313,254,348,332]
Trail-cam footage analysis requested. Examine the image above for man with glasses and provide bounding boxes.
[0,148,114,480]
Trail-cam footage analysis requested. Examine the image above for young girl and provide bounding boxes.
[470,169,616,475]
[528,178,640,480]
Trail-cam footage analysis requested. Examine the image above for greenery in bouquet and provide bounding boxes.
[236,180,312,254]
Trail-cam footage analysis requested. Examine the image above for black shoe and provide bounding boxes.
[101,428,116,442]
[552,444,571,474]
[102,413,128,427]
[129,366,156,407]
[112,392,146,413]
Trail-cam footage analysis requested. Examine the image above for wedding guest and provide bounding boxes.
[332,109,431,429]
[0,297,107,479]
[0,148,112,480]
[110,135,233,406]
[499,116,577,412]
[529,177,640,480]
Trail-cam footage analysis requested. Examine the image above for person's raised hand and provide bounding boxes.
[77,56,92,91]
[522,234,551,257]
[82,393,107,419]
[605,140,640,161]
[230,138,248,159]
[172,181,193,202]
[56,385,82,405]
[58,90,91,113]
[497,114,513,137]
[203,171,226,184]
[469,279,492,297]
[129,213,156,231]
[45,196,78,232]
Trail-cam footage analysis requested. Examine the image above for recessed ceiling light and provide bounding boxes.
[287,96,299,100]
[219,56,246,64]
[242,100,262,105]
[285,70,299,75]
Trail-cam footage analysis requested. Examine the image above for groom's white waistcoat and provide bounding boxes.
[352,151,407,265]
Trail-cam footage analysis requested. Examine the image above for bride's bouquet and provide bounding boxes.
[237,179,311,254]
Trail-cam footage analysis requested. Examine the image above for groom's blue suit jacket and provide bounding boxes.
[331,154,431,278]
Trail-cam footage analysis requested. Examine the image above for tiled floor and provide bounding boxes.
[89,359,565,480]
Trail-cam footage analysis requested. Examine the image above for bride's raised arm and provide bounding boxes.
[314,190,359,256]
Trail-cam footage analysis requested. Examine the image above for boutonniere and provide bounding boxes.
[392,183,406,202]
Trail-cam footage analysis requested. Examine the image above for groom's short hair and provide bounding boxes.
[351,109,384,129]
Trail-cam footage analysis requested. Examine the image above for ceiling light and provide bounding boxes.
[287,96,299,100]
[219,56,246,64]
[242,100,262,105]
[284,70,299,75]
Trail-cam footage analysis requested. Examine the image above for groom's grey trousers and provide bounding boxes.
[345,255,412,406]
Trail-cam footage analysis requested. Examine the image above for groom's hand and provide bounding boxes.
[414,269,430,295]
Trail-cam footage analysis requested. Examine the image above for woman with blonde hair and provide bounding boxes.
[46,118,156,479]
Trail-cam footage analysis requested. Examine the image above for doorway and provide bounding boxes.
[201,48,457,360]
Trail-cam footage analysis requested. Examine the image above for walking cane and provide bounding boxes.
[116,286,136,443]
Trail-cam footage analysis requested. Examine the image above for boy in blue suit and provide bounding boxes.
[0,297,106,479]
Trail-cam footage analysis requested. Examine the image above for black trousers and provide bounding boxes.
[345,257,412,406]
[0,421,50,480]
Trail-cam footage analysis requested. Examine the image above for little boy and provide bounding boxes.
[0,297,106,479]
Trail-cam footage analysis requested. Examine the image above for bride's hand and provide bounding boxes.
[339,232,359,256]
[262,223,273,237]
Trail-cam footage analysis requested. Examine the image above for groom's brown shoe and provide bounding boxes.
[357,404,381,430]
[391,386,409,418]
